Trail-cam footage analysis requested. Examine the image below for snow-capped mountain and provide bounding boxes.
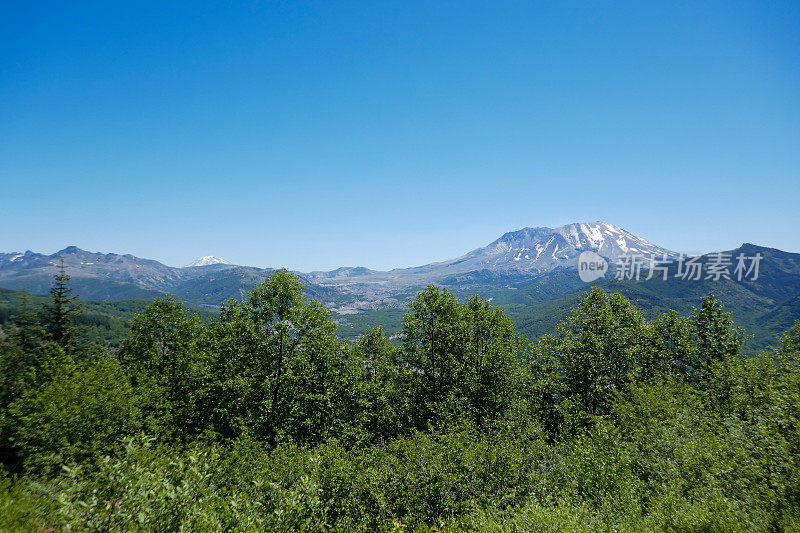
[443,221,678,274]
[307,221,678,290]
[185,256,231,267]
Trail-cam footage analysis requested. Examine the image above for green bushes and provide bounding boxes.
[3,350,139,475]
[0,427,550,532]
[1,270,799,530]
[3,385,795,532]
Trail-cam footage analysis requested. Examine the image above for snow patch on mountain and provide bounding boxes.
[185,256,231,267]
[427,221,678,276]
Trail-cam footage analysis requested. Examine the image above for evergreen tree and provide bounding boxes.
[0,291,47,416]
[9,289,46,356]
[40,257,83,355]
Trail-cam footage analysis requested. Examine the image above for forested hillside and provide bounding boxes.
[0,287,215,348]
[338,244,800,354]
[1,267,798,531]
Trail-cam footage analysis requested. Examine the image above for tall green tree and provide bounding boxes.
[118,297,207,439]
[211,270,359,445]
[462,295,525,428]
[535,288,647,417]
[8,290,46,356]
[691,293,747,378]
[352,326,411,442]
[403,286,465,428]
[402,286,525,430]
[39,257,83,355]
[0,291,47,413]
[641,310,695,380]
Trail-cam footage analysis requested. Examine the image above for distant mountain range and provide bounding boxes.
[0,247,340,308]
[2,222,799,351]
[1,221,669,306]
[490,243,800,353]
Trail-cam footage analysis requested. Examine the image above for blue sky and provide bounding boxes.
[1,1,798,271]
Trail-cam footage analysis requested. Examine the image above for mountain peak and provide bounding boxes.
[462,221,677,275]
[56,245,84,255]
[185,256,231,267]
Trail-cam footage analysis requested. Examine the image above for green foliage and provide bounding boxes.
[0,427,549,532]
[533,288,648,419]
[403,287,525,431]
[3,351,140,475]
[1,274,799,531]
[643,309,694,379]
[118,296,207,439]
[692,293,748,372]
[207,269,363,445]
[773,319,800,361]
[351,326,412,442]
[243,269,356,445]
[5,291,46,357]
[39,257,84,355]
[0,286,216,349]
[529,289,752,436]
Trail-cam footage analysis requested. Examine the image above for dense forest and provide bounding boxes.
[0,262,798,531]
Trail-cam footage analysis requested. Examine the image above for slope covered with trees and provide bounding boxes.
[0,268,798,531]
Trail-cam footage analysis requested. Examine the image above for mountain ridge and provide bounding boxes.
[0,221,673,282]
[1,234,799,351]
[0,223,792,324]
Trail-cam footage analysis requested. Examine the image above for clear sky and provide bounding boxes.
[1,1,798,271]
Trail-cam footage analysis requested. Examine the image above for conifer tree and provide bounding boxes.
[9,289,46,356]
[0,291,47,411]
[40,257,83,355]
